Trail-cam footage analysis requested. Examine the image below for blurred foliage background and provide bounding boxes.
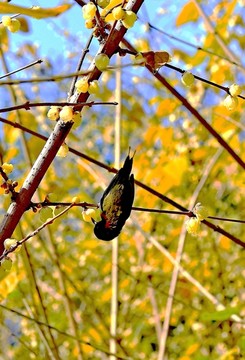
[0,1,244,359]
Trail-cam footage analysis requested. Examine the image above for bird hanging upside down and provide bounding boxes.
[92,153,135,241]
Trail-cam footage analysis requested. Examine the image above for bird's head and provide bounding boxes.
[92,218,121,241]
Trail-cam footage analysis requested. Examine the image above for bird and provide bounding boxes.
[92,152,135,241]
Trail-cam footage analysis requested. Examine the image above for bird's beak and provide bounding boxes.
[91,218,97,225]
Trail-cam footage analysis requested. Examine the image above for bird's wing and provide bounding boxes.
[102,183,124,224]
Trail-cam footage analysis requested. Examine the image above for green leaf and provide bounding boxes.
[0,3,72,19]
[200,307,240,322]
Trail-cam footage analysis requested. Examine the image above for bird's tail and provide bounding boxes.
[122,149,135,175]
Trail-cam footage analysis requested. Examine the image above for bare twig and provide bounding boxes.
[0,115,243,247]
[67,33,94,101]
[146,22,245,70]
[0,204,73,261]
[0,59,43,79]
[0,70,92,85]
[157,147,223,360]
[0,0,145,255]
[192,0,244,74]
[0,304,130,359]
[25,202,245,224]
[122,39,245,170]
[0,101,118,113]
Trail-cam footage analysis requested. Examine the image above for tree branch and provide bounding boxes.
[0,115,243,249]
[122,39,245,170]
[0,0,145,255]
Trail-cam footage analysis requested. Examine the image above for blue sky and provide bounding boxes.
[1,1,244,112]
[7,1,206,63]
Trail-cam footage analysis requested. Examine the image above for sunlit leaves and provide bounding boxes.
[0,3,72,19]
[0,0,244,358]
[176,1,199,26]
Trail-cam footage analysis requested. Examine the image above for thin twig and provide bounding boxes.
[117,48,245,99]
[0,304,131,359]
[131,221,243,324]
[27,202,245,224]
[0,115,243,247]
[157,147,224,360]
[0,70,92,85]
[146,22,245,70]
[164,63,245,100]
[192,0,245,74]
[0,204,73,261]
[0,100,117,113]
[67,33,94,101]
[122,39,245,170]
[22,244,60,359]
[0,59,43,80]
[0,0,145,254]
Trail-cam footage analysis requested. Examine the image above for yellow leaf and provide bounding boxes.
[185,342,200,355]
[0,3,72,19]
[4,123,19,144]
[0,270,24,298]
[18,17,29,32]
[101,288,112,302]
[176,1,199,26]
[143,125,159,145]
[179,356,190,360]
[120,278,130,288]
[156,99,177,117]
[81,343,93,354]
[188,50,206,66]
[219,235,231,250]
[0,26,8,51]
[203,263,211,278]
[88,328,102,342]
[191,148,207,162]
[102,262,111,275]
[219,347,240,360]
[149,96,159,106]
[159,128,174,149]
[162,257,173,274]
[163,156,188,187]
[134,39,150,52]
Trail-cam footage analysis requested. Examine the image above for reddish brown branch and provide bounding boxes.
[122,39,245,170]
[0,0,145,255]
[0,120,73,252]
[0,115,243,248]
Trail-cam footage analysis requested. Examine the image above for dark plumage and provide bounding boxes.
[93,154,135,241]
